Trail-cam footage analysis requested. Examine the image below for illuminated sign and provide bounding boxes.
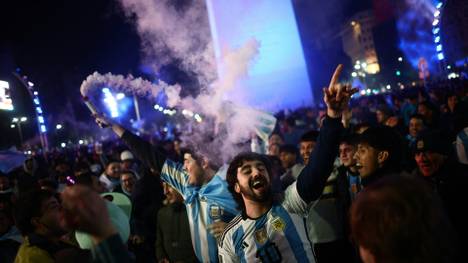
[0,80,14,111]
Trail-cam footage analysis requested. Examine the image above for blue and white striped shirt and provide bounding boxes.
[161,159,239,263]
[218,182,316,263]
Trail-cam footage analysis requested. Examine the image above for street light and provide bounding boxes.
[11,116,27,146]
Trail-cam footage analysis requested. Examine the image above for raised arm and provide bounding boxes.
[296,65,357,203]
[94,115,167,174]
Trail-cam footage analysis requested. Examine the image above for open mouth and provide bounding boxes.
[355,162,363,170]
[251,178,266,189]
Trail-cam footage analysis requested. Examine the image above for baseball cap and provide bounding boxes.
[120,150,134,161]
[414,131,450,155]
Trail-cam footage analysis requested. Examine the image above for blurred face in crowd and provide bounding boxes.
[300,140,316,165]
[174,140,181,154]
[414,151,446,177]
[354,143,388,178]
[447,95,457,111]
[121,160,133,170]
[184,153,205,186]
[268,134,283,147]
[376,110,388,124]
[34,196,67,237]
[235,160,271,204]
[279,151,297,169]
[418,104,432,121]
[121,173,136,193]
[268,143,280,157]
[163,183,183,204]
[105,162,121,179]
[409,117,424,138]
[339,142,356,168]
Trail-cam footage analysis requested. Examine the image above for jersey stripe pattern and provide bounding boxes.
[219,182,316,263]
[161,159,239,263]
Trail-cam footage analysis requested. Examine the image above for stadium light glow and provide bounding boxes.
[102,88,119,118]
[116,93,125,100]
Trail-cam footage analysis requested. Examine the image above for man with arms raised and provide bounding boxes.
[219,65,356,262]
[94,118,238,263]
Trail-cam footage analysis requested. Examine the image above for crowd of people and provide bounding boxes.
[1,65,467,263]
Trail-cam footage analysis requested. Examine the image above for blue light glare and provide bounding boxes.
[434,36,440,43]
[432,27,440,34]
[397,9,438,73]
[436,44,442,51]
[205,0,312,111]
[438,53,444,60]
[436,2,443,9]
[36,107,42,114]
[102,88,119,118]
[38,116,44,124]
[40,125,47,133]
[33,98,40,105]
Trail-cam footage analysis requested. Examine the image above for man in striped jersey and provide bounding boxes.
[219,65,356,262]
[93,125,239,262]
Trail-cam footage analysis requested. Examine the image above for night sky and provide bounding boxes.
[0,0,143,146]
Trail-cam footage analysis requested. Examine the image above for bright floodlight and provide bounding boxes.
[56,124,63,130]
[79,140,84,145]
[28,81,34,87]
[10,124,15,128]
[437,53,444,60]
[351,72,358,78]
[434,36,440,43]
[436,45,442,51]
[40,125,47,133]
[434,10,440,17]
[12,117,18,123]
[102,88,119,118]
[398,57,403,62]
[20,117,27,122]
[432,19,439,26]
[436,2,442,9]
[61,142,66,148]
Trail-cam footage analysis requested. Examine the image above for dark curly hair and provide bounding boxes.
[226,152,272,211]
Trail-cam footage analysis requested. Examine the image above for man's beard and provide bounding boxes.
[239,177,272,203]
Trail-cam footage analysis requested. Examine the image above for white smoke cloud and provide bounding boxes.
[80,71,181,102]
[80,0,276,162]
[117,0,217,86]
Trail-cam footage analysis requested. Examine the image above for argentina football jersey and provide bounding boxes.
[219,181,316,263]
[161,159,239,263]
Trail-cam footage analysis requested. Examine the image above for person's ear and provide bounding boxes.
[201,158,210,170]
[377,151,389,166]
[235,182,240,194]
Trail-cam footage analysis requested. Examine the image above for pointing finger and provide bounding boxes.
[328,64,343,91]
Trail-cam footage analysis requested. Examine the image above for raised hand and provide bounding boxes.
[94,114,112,128]
[323,64,358,118]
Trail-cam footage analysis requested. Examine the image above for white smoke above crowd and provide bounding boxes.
[80,0,276,163]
